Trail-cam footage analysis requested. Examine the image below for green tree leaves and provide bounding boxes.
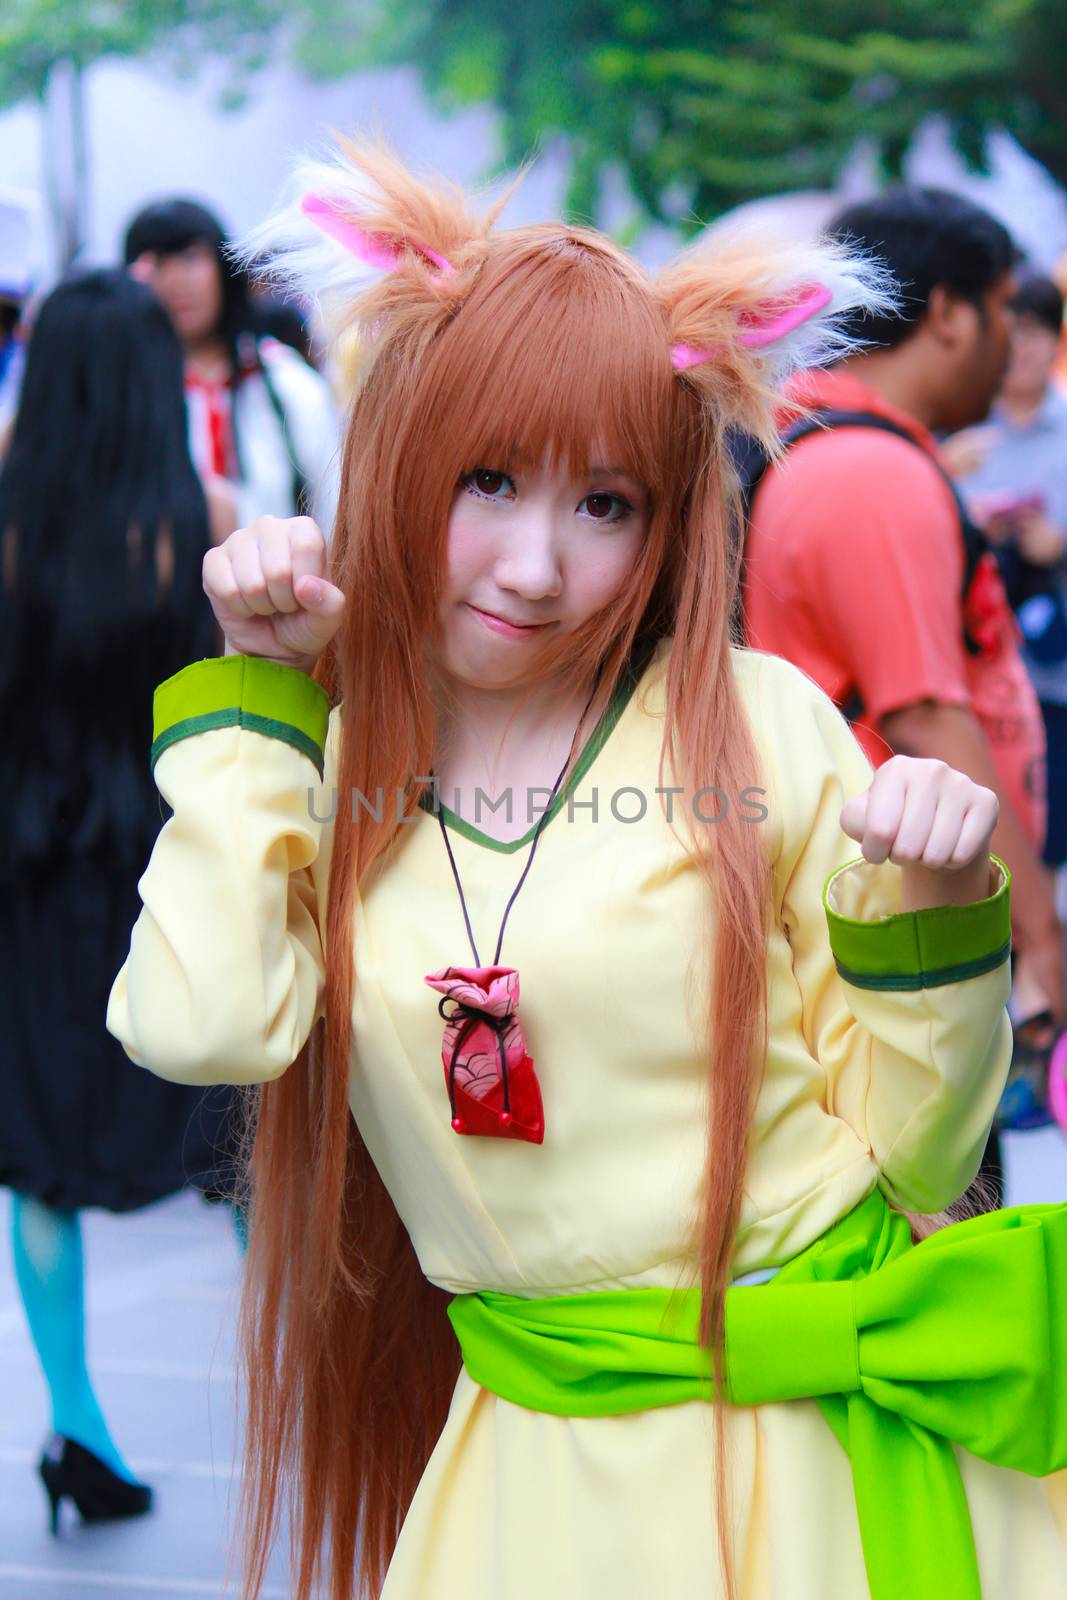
[1,0,1063,238]
[282,0,1067,226]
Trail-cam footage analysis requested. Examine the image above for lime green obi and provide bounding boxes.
[448,1191,1067,1600]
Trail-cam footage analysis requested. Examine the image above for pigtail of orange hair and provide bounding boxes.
[655,230,890,1595]
[234,409,465,1600]
[661,440,771,1600]
[236,1034,462,1600]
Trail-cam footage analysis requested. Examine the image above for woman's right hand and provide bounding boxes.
[202,516,346,674]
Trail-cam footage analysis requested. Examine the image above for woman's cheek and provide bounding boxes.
[573,525,645,611]
[443,500,493,596]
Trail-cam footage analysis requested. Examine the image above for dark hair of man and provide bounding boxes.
[123,197,255,361]
[1012,271,1065,337]
[0,268,217,873]
[825,188,1018,349]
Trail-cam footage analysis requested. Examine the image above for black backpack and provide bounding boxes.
[736,408,1000,723]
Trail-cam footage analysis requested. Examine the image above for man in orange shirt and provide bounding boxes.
[745,189,1065,1047]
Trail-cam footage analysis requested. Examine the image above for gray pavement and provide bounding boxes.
[0,1190,288,1599]
[2,1127,1066,1599]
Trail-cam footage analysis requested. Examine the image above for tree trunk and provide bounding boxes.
[70,60,90,260]
[41,60,82,270]
[40,66,68,270]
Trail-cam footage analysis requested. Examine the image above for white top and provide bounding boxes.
[185,337,342,534]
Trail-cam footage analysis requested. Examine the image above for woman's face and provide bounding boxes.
[999,312,1061,409]
[436,457,649,691]
[132,240,225,350]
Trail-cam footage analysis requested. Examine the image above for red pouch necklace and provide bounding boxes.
[424,700,592,1146]
[424,964,543,1143]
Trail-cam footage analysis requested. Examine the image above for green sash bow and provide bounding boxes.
[448,1191,1067,1600]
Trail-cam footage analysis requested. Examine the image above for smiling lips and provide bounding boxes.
[466,604,553,640]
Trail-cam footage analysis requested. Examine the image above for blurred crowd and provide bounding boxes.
[1,175,1066,1534]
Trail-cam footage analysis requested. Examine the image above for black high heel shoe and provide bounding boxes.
[37,1434,153,1535]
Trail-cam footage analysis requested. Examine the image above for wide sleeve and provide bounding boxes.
[758,653,1013,1214]
[106,654,337,1086]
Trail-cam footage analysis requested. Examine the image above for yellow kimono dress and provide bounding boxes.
[108,640,1067,1598]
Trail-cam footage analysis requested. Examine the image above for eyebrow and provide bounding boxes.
[589,465,645,487]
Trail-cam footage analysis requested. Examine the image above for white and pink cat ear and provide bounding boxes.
[736,282,833,348]
[299,192,456,281]
[671,284,832,370]
[232,149,466,322]
[666,245,895,382]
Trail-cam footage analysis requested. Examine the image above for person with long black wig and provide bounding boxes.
[124,197,340,534]
[0,268,236,1534]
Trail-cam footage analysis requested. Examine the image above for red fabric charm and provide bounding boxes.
[424,965,545,1144]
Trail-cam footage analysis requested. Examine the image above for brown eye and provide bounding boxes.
[471,469,508,497]
[582,492,627,521]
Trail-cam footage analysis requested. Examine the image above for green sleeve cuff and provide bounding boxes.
[151,655,330,778]
[823,854,1012,991]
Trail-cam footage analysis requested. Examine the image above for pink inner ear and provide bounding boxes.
[670,342,711,371]
[737,283,832,349]
[300,193,455,277]
[670,282,833,370]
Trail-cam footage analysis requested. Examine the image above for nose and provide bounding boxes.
[494,503,563,601]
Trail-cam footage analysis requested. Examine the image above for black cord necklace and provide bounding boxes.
[423,683,600,1145]
[434,737,573,968]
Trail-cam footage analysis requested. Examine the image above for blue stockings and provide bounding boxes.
[10,1193,138,1484]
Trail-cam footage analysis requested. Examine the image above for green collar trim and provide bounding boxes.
[420,637,660,854]
[823,854,1011,988]
[151,655,330,776]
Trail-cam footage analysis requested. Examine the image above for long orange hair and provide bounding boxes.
[234,142,886,1600]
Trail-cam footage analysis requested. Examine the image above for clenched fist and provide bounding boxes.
[840,755,1000,911]
[202,516,346,675]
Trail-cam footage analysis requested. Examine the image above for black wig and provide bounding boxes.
[0,267,218,872]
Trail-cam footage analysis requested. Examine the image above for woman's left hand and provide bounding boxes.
[839,756,999,911]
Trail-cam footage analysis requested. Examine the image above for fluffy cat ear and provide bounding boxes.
[658,235,896,386]
[298,192,456,280]
[234,136,493,323]
[670,282,832,368]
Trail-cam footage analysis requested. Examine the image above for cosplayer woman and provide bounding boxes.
[0,269,229,1531]
[108,145,1067,1600]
